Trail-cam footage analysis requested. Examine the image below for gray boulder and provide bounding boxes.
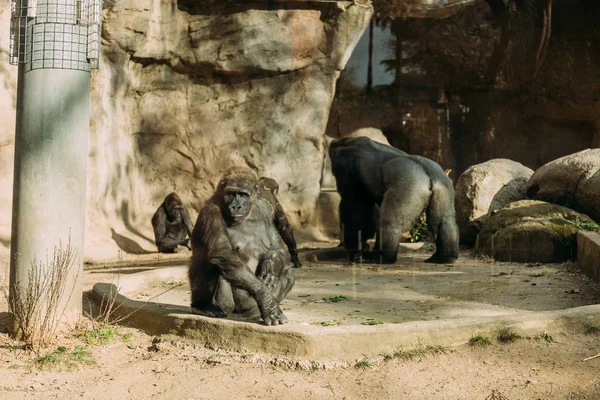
[475,200,597,263]
[455,159,533,245]
[527,149,600,222]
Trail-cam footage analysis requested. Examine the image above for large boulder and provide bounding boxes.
[475,200,598,263]
[527,149,600,222]
[455,159,533,246]
[344,127,391,145]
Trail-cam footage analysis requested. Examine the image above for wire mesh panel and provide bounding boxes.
[9,0,103,71]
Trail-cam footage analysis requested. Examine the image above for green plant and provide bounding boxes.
[77,325,120,345]
[355,359,372,369]
[409,213,429,243]
[571,218,600,231]
[584,323,600,335]
[536,331,554,342]
[469,335,491,346]
[384,345,448,360]
[36,346,95,370]
[361,320,385,326]
[311,319,343,327]
[322,295,348,303]
[496,328,522,343]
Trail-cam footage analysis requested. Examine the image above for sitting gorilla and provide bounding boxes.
[151,192,194,253]
[188,167,295,326]
[257,177,302,268]
[329,136,459,264]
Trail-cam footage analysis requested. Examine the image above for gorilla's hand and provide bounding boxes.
[259,251,288,289]
[258,259,277,289]
[174,244,190,253]
[255,288,288,326]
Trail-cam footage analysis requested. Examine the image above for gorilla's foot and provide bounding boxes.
[232,307,262,321]
[349,251,365,264]
[262,305,288,326]
[190,304,227,318]
[363,250,397,264]
[425,253,458,264]
[291,254,302,268]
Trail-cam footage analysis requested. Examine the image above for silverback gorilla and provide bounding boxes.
[151,193,194,253]
[188,167,295,326]
[257,177,302,268]
[328,136,459,264]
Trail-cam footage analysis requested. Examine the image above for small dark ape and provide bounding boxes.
[151,192,194,253]
[188,167,295,326]
[257,177,302,268]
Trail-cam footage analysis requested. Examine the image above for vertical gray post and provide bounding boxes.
[8,0,102,336]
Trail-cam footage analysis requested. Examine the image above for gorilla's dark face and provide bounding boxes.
[164,196,183,222]
[223,190,252,223]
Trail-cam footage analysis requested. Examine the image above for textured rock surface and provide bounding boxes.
[527,149,600,223]
[0,1,16,257]
[475,200,596,263]
[455,159,533,246]
[0,0,371,261]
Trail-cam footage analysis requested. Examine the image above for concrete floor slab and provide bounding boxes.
[90,249,600,361]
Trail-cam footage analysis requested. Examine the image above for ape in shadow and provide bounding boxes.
[329,136,459,264]
[188,167,295,326]
[257,177,302,268]
[151,193,194,253]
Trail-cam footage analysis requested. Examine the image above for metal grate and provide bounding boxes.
[9,0,103,71]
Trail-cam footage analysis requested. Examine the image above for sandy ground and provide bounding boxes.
[0,249,599,400]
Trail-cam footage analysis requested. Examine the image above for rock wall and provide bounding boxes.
[0,0,372,262]
[0,1,16,257]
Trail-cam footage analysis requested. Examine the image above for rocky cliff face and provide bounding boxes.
[0,1,16,257]
[0,0,371,261]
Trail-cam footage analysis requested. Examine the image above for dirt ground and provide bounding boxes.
[1,250,600,400]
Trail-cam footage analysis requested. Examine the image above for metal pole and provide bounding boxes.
[8,0,101,337]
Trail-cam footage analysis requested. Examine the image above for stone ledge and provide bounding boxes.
[577,231,600,283]
[91,266,600,361]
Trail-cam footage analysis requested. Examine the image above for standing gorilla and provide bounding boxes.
[188,167,295,326]
[329,136,459,264]
[151,192,194,253]
[257,177,302,268]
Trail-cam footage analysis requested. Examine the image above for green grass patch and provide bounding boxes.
[355,359,372,369]
[361,320,385,326]
[535,331,554,343]
[322,295,348,303]
[572,218,600,231]
[469,335,492,346]
[36,346,95,370]
[384,345,448,361]
[77,325,120,345]
[311,319,342,327]
[584,323,600,335]
[496,328,522,343]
